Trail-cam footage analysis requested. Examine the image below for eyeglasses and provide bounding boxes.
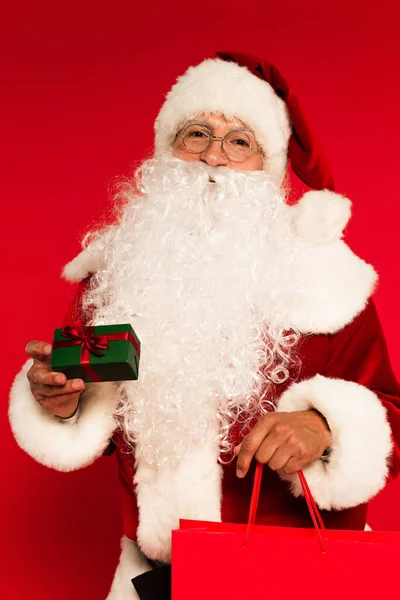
[178,123,259,162]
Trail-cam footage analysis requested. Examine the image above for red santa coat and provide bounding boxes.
[8,192,400,574]
[94,298,400,543]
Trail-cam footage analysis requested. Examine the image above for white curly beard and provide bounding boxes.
[82,156,300,468]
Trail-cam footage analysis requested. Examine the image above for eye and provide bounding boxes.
[182,124,210,139]
[189,130,208,138]
[181,124,211,153]
[225,131,252,149]
[231,137,250,147]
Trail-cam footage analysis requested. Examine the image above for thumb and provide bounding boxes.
[26,341,52,368]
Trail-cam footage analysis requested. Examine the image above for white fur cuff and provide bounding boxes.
[276,374,392,510]
[9,360,118,471]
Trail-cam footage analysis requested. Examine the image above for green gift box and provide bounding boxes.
[51,322,140,383]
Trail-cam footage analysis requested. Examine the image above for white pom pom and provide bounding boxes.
[62,237,106,282]
[291,190,352,245]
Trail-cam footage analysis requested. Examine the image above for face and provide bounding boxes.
[172,113,264,171]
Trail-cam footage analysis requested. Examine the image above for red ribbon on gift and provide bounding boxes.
[53,320,140,382]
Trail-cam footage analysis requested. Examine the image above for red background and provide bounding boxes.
[2,1,400,597]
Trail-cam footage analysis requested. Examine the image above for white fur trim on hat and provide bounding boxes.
[154,58,291,186]
[62,236,106,282]
[276,374,392,510]
[290,190,352,245]
[9,360,118,471]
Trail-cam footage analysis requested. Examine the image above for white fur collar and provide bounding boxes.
[63,190,377,335]
[285,238,376,333]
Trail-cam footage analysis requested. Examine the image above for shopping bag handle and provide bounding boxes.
[298,470,326,531]
[244,463,327,552]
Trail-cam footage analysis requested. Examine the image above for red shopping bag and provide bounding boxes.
[172,464,400,599]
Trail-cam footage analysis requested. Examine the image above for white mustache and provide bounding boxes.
[140,156,276,197]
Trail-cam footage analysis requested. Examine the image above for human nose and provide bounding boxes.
[200,137,229,167]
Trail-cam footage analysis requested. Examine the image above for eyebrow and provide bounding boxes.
[186,120,254,134]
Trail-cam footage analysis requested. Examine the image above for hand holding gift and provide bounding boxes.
[25,322,140,420]
[25,340,84,419]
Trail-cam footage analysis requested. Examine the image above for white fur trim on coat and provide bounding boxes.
[285,238,377,334]
[134,430,222,563]
[9,360,118,471]
[276,374,392,510]
[106,536,151,600]
[154,58,291,186]
[290,190,352,245]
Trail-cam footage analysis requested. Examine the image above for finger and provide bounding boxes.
[282,450,309,475]
[254,422,293,466]
[30,367,67,387]
[25,341,52,364]
[39,392,81,416]
[253,435,282,467]
[236,414,277,478]
[36,379,85,398]
[267,444,295,472]
[233,443,242,457]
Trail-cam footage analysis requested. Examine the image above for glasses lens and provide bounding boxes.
[223,131,252,160]
[182,124,210,153]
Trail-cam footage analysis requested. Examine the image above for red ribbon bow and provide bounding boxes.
[61,321,110,357]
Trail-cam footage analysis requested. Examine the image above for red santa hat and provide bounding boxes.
[62,54,352,285]
[155,51,335,191]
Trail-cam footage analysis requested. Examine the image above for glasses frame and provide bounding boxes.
[178,123,259,163]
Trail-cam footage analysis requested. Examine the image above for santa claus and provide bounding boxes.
[9,52,400,599]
